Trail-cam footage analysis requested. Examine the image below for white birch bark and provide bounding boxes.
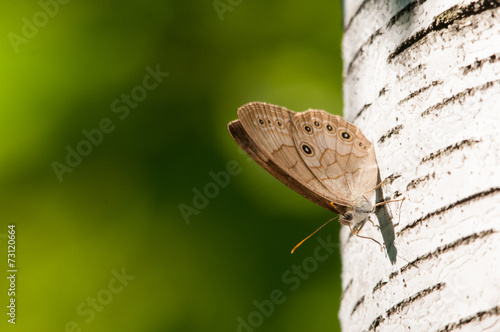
[339,1,500,331]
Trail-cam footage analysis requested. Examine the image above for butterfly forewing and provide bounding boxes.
[236,102,344,211]
[228,119,342,213]
[230,101,380,216]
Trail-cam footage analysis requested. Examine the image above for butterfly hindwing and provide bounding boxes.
[292,109,378,204]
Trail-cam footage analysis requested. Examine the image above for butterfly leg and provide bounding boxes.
[363,177,407,207]
[373,196,405,209]
[352,221,365,234]
[367,217,379,229]
[362,177,391,196]
[348,224,383,252]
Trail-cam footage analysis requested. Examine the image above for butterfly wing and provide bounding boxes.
[291,110,378,204]
[228,102,346,214]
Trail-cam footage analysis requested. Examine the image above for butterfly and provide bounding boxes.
[228,102,401,252]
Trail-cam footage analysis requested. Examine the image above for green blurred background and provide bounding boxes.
[0,1,344,331]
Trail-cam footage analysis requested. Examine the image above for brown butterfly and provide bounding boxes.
[228,102,400,252]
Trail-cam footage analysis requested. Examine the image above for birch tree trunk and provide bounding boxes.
[339,1,500,331]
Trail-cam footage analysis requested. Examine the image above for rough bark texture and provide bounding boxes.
[339,1,500,331]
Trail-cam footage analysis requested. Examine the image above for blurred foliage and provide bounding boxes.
[0,1,343,331]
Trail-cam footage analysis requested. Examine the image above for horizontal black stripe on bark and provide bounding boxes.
[396,229,495,277]
[462,53,500,75]
[388,0,500,61]
[406,172,435,191]
[438,305,500,332]
[397,188,500,236]
[346,0,427,75]
[351,295,365,316]
[340,279,353,302]
[353,103,372,120]
[398,80,441,105]
[378,124,403,143]
[421,79,500,117]
[367,283,445,331]
[420,139,482,164]
[373,229,495,294]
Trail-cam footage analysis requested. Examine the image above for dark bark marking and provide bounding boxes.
[347,30,382,75]
[346,0,426,75]
[388,0,500,61]
[373,229,495,295]
[398,80,441,105]
[378,125,403,143]
[406,172,435,191]
[344,0,374,32]
[462,53,500,75]
[351,295,365,316]
[367,314,385,331]
[420,139,482,164]
[341,279,354,302]
[354,103,372,120]
[395,229,495,277]
[382,173,402,186]
[386,283,445,317]
[393,190,403,198]
[438,305,500,331]
[398,63,426,81]
[379,86,388,97]
[421,79,500,118]
[397,188,500,236]
[373,280,388,293]
[368,283,445,331]
[388,270,399,279]
[387,0,427,28]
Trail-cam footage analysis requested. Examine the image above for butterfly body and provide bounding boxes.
[228,102,379,231]
[339,196,374,228]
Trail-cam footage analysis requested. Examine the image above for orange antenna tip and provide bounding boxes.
[290,216,338,254]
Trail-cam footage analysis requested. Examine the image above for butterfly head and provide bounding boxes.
[339,196,373,227]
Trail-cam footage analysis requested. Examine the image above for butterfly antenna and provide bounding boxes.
[291,216,338,254]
